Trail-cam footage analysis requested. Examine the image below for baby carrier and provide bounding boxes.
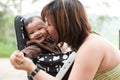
[14,15,76,80]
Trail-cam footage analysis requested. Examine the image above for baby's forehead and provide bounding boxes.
[33,17,42,21]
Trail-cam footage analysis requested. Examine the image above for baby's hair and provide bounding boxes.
[25,16,41,27]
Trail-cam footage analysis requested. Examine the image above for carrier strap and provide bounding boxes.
[55,51,76,80]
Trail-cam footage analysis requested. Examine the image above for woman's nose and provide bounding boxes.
[44,27,49,35]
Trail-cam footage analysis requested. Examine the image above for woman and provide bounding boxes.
[10,0,120,80]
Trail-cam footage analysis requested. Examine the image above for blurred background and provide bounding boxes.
[0,0,120,80]
[0,0,120,58]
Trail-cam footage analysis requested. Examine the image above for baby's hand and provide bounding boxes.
[15,52,24,65]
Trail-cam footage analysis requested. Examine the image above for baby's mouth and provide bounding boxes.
[36,37,42,40]
[36,35,44,41]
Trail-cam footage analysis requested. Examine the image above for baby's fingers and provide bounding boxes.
[15,52,24,65]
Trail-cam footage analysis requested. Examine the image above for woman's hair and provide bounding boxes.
[41,0,92,50]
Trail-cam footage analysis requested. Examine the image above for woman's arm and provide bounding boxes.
[68,37,104,80]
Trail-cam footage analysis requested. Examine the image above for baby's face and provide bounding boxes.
[26,17,48,42]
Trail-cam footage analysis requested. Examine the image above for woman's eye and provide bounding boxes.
[48,23,51,26]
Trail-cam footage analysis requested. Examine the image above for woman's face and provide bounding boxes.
[46,17,59,43]
[26,17,48,42]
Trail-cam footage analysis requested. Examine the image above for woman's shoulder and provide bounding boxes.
[81,33,108,49]
[77,33,118,59]
[86,33,106,42]
[77,33,110,57]
[77,33,105,57]
[86,33,117,50]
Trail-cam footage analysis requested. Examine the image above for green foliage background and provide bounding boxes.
[0,0,17,57]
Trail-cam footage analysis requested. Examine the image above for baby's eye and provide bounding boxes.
[28,32,34,35]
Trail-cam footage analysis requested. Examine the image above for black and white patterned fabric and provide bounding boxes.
[27,51,75,80]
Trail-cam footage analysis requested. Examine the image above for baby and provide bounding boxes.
[15,16,70,65]
[15,16,61,63]
[25,16,48,42]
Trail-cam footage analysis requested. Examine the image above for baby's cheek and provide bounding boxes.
[29,35,34,40]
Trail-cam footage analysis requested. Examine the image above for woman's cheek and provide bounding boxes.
[47,27,59,43]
